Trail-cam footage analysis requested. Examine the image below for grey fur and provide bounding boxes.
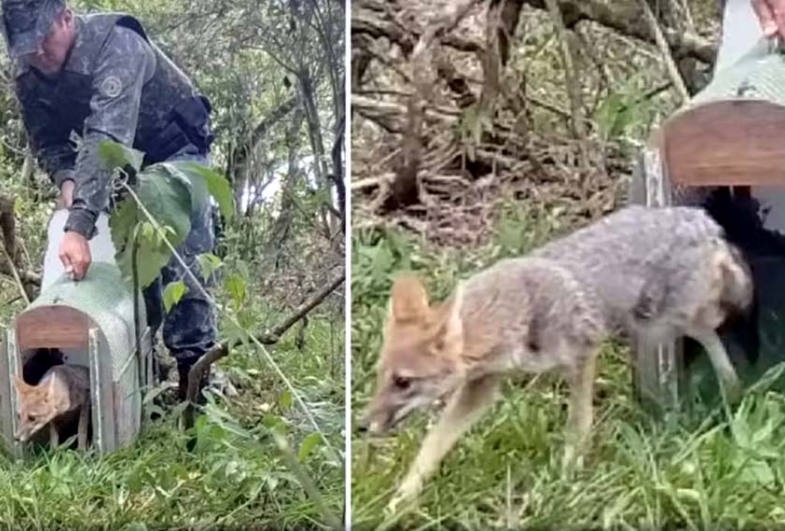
[531,205,753,348]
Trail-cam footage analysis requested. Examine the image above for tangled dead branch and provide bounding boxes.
[352,0,719,247]
[0,195,39,300]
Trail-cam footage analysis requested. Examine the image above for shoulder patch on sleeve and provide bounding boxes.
[100,76,123,98]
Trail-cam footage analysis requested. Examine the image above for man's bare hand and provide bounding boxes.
[753,0,785,40]
[59,230,91,280]
[58,180,75,209]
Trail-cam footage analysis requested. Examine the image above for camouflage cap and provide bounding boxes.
[1,0,66,58]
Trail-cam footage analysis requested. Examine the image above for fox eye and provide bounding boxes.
[392,374,411,390]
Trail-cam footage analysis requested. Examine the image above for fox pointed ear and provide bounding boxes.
[12,375,27,392]
[389,273,430,323]
[432,285,464,358]
[46,376,57,397]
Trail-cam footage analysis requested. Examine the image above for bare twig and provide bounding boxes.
[544,0,589,170]
[352,10,483,55]
[0,248,30,305]
[0,195,35,301]
[520,0,716,63]
[676,0,696,33]
[387,0,485,210]
[637,0,689,103]
[183,273,345,428]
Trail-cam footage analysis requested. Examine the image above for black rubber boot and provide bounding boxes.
[177,364,210,405]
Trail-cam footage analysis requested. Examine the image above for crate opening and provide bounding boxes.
[681,186,785,403]
[16,347,94,451]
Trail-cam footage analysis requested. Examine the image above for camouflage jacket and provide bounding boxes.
[12,13,214,238]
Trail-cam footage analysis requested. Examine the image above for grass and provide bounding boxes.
[351,202,785,530]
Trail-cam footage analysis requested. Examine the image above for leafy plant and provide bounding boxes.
[98,140,235,289]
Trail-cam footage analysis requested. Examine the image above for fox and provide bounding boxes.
[13,363,92,451]
[358,205,754,513]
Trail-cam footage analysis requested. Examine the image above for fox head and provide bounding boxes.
[359,273,465,435]
[13,376,60,443]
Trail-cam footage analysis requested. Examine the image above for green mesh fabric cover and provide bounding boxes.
[680,37,785,110]
[22,263,146,381]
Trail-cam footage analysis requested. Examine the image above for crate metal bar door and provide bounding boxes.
[630,146,685,413]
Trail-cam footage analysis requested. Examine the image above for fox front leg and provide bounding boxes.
[687,328,741,401]
[563,352,597,472]
[49,423,59,450]
[77,404,89,451]
[386,375,500,514]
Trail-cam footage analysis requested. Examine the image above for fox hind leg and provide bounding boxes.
[77,400,90,451]
[49,423,59,449]
[387,375,500,513]
[563,351,597,472]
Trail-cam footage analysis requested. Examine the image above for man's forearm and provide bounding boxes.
[63,131,115,239]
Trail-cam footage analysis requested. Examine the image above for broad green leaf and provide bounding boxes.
[115,232,172,289]
[136,171,192,246]
[224,273,247,308]
[279,389,292,410]
[156,162,209,217]
[98,140,144,172]
[109,197,138,256]
[197,253,222,281]
[163,281,188,312]
[110,168,193,288]
[297,432,322,463]
[169,161,235,221]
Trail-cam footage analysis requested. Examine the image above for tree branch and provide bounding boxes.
[521,0,716,64]
[232,95,300,172]
[638,0,689,103]
[0,195,38,299]
[351,11,483,56]
[184,272,345,430]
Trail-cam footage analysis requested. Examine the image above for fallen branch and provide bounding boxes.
[386,0,486,211]
[183,272,346,430]
[352,10,483,56]
[353,0,716,64]
[0,267,40,286]
[352,94,459,133]
[520,0,716,64]
[0,195,38,299]
[0,196,17,262]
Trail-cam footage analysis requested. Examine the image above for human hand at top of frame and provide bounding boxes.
[753,0,785,40]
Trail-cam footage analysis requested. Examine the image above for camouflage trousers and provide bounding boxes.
[141,143,218,373]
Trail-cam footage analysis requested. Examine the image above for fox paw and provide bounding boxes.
[385,493,411,516]
[562,446,585,474]
[722,377,743,404]
[385,479,422,515]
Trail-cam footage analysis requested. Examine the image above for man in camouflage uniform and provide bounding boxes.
[1,0,219,403]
